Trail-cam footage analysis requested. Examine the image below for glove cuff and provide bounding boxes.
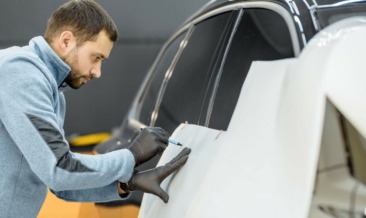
[126,171,138,191]
[127,143,142,165]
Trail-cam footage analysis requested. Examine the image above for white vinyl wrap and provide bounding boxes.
[139,17,366,218]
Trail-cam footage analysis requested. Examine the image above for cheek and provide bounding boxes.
[78,60,90,73]
[76,53,93,73]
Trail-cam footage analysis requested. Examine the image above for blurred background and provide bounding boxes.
[0,0,208,136]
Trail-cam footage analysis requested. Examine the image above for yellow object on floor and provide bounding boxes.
[38,189,139,218]
[69,133,111,147]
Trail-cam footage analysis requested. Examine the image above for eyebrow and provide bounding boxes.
[95,52,108,60]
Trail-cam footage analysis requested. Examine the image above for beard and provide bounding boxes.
[65,71,84,89]
[63,48,86,89]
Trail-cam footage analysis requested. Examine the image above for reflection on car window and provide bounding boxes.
[138,33,187,126]
[154,12,237,134]
[208,9,294,130]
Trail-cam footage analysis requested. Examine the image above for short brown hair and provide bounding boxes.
[45,0,118,44]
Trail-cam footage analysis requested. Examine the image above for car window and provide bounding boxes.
[138,32,187,126]
[208,8,295,130]
[314,3,366,30]
[153,11,238,134]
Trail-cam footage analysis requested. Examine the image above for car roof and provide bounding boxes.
[195,0,366,12]
[180,0,366,35]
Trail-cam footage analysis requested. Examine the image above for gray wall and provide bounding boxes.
[0,0,208,135]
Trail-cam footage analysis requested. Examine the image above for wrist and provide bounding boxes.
[127,147,138,166]
[117,182,131,196]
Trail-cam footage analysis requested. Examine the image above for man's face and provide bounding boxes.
[64,30,113,89]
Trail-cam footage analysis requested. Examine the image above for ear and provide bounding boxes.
[57,31,77,54]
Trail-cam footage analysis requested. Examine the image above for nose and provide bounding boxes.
[91,65,102,78]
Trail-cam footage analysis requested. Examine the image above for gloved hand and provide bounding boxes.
[126,147,191,203]
[127,127,169,166]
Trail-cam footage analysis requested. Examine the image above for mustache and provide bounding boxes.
[83,74,94,81]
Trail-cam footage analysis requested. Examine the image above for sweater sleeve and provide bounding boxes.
[0,57,134,199]
[51,182,130,202]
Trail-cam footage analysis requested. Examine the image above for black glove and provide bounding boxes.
[126,147,191,203]
[127,127,169,166]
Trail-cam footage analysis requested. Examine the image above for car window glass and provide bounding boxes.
[208,9,294,130]
[154,12,236,134]
[138,32,187,126]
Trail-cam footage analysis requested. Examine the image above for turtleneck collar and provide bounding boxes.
[29,36,71,90]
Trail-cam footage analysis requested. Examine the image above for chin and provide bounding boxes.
[66,81,83,89]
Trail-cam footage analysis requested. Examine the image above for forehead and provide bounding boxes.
[80,30,114,58]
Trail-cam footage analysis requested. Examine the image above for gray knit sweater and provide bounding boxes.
[0,36,134,217]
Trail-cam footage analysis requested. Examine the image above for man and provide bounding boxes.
[0,0,191,217]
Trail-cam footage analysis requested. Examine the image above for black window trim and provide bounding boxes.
[129,30,191,122]
[149,26,195,127]
[204,9,244,126]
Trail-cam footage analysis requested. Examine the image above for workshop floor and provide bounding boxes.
[38,189,139,218]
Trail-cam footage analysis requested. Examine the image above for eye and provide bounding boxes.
[92,55,103,63]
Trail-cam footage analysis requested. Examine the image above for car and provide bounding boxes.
[93,0,366,215]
